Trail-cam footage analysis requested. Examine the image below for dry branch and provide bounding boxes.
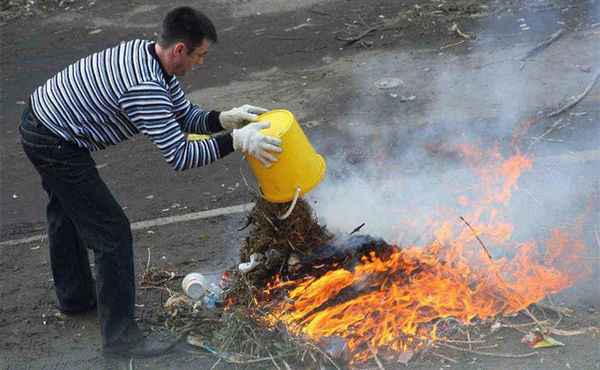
[367,341,386,370]
[435,342,539,358]
[521,29,563,61]
[527,117,564,149]
[459,216,547,330]
[336,20,385,46]
[548,66,600,117]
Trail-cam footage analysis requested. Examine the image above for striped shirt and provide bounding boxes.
[30,39,233,171]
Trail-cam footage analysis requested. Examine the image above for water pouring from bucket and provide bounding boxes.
[245,110,326,218]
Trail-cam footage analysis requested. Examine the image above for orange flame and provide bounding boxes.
[264,127,591,362]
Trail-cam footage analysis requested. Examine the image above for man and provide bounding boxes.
[19,6,282,358]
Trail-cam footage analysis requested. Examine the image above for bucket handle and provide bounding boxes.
[277,187,301,220]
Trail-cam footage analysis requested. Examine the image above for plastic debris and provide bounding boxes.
[182,273,208,299]
[491,322,502,333]
[374,77,405,89]
[397,350,414,365]
[521,328,564,348]
[239,253,263,274]
[203,291,224,309]
[317,336,350,363]
[201,283,224,309]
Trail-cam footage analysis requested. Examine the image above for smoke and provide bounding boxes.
[308,32,599,254]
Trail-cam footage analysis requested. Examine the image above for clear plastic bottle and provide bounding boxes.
[202,283,224,309]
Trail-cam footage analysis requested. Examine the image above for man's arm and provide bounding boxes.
[120,81,233,170]
[167,79,224,134]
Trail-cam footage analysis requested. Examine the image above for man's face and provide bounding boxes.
[173,38,212,76]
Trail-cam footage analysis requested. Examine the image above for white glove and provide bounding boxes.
[219,105,268,130]
[233,122,282,168]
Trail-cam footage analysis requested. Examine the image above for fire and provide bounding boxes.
[264,130,591,362]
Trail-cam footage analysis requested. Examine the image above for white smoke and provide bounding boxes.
[308,34,598,251]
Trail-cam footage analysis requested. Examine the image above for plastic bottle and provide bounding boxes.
[203,283,224,309]
[182,273,208,300]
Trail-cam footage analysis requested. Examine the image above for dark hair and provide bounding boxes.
[158,6,218,54]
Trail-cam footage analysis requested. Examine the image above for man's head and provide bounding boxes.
[156,7,217,76]
[158,6,217,53]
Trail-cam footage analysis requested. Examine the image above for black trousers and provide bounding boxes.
[19,106,144,349]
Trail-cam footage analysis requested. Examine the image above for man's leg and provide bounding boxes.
[43,181,97,314]
[40,153,143,349]
[20,118,142,348]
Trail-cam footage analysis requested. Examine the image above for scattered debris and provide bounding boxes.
[521,29,563,61]
[375,77,405,89]
[440,39,466,49]
[317,336,351,363]
[140,248,181,289]
[547,65,600,117]
[336,21,384,46]
[448,23,471,39]
[521,328,564,348]
[238,252,263,274]
[349,222,365,235]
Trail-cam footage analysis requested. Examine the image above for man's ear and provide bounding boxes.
[173,42,187,57]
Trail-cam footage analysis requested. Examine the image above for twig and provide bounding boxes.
[440,39,465,50]
[466,329,472,351]
[336,21,384,46]
[459,217,547,330]
[358,15,370,29]
[310,344,342,370]
[475,58,525,69]
[459,217,493,260]
[258,208,278,232]
[523,189,542,205]
[546,326,599,336]
[189,335,303,365]
[521,29,563,60]
[210,357,221,370]
[448,23,471,39]
[503,320,550,333]
[438,339,485,344]
[436,342,539,358]
[349,223,365,235]
[548,65,600,117]
[476,344,499,350]
[367,341,386,370]
[525,137,564,143]
[528,117,563,149]
[428,351,458,363]
[269,352,282,370]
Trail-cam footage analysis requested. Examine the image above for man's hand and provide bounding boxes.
[219,105,268,130]
[233,122,282,168]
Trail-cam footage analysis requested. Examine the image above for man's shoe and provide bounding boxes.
[58,300,97,315]
[102,333,183,358]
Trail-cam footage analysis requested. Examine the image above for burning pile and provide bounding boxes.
[260,141,591,362]
[151,127,593,368]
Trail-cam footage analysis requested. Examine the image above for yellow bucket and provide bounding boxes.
[247,110,326,203]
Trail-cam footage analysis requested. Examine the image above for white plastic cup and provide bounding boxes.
[182,273,208,299]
